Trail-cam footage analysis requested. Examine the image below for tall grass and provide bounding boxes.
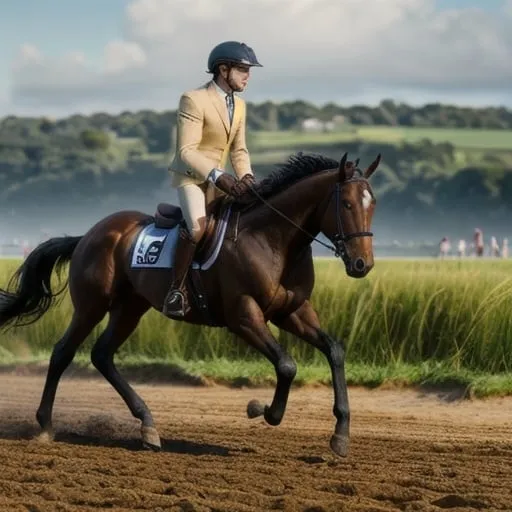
[297,259,512,373]
[1,258,511,374]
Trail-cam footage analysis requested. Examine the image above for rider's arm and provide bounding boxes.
[176,93,218,181]
[230,101,253,179]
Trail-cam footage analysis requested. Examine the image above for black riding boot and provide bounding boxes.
[162,227,197,317]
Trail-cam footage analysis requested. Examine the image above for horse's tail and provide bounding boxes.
[0,235,82,329]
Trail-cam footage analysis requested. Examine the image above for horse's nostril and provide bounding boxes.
[354,258,365,272]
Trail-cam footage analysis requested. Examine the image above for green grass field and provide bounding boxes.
[250,126,512,150]
[1,257,512,396]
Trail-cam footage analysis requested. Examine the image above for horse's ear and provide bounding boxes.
[364,153,381,179]
[338,152,348,181]
[354,157,360,168]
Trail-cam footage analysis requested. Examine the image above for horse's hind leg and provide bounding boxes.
[89,295,160,451]
[36,308,106,439]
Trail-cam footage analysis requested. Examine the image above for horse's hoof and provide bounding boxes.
[35,429,54,444]
[263,408,281,426]
[330,434,349,457]
[247,399,265,419]
[141,426,161,451]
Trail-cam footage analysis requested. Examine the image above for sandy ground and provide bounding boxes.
[0,371,511,511]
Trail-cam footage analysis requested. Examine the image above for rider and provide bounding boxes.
[163,41,263,318]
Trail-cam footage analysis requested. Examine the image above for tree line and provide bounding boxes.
[1,99,512,163]
[1,99,512,244]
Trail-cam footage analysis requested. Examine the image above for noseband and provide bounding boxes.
[247,178,373,264]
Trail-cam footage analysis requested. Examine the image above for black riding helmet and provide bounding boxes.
[207,41,263,73]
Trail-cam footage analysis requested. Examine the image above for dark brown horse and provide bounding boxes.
[0,151,380,457]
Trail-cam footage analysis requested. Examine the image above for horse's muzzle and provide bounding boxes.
[346,257,373,278]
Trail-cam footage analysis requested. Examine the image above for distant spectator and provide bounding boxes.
[502,238,509,259]
[457,239,466,258]
[490,236,500,258]
[439,237,450,259]
[474,228,484,257]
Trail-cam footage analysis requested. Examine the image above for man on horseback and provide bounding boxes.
[164,41,263,318]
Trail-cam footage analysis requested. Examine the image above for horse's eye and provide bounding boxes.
[342,200,352,209]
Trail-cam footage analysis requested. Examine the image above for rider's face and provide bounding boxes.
[220,65,251,92]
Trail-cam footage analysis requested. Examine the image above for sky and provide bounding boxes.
[0,0,511,118]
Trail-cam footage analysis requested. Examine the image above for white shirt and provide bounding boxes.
[207,81,244,182]
[212,79,228,98]
[212,80,234,112]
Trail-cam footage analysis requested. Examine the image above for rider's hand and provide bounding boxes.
[214,172,238,196]
[233,173,256,196]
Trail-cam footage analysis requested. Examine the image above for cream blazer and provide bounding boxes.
[168,80,252,188]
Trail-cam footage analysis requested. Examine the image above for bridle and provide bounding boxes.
[247,177,373,266]
[331,181,373,265]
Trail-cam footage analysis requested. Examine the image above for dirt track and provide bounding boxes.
[0,372,511,512]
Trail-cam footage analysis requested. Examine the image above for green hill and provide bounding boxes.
[1,100,512,244]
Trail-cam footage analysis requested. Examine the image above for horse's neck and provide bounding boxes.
[243,171,336,252]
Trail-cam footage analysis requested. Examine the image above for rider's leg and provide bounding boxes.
[163,184,206,317]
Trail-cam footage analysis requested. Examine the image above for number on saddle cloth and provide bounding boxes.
[130,204,183,269]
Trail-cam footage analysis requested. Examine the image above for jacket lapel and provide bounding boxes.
[228,96,243,144]
[207,81,230,135]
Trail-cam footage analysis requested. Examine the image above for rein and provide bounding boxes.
[247,178,373,264]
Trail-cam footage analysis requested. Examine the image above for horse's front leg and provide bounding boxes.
[229,296,297,426]
[273,300,350,457]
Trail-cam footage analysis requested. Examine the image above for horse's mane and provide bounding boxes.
[251,152,338,200]
[230,152,366,210]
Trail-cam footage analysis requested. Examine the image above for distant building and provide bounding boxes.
[301,118,327,132]
[300,115,348,132]
[101,127,118,140]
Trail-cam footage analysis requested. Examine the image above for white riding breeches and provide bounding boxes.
[177,184,207,243]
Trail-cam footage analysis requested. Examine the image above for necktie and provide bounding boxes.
[225,94,234,125]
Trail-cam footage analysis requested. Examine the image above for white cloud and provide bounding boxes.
[103,41,146,74]
[5,0,512,116]
[15,44,43,66]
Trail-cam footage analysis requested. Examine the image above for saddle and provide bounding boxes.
[153,197,231,262]
[152,197,232,326]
